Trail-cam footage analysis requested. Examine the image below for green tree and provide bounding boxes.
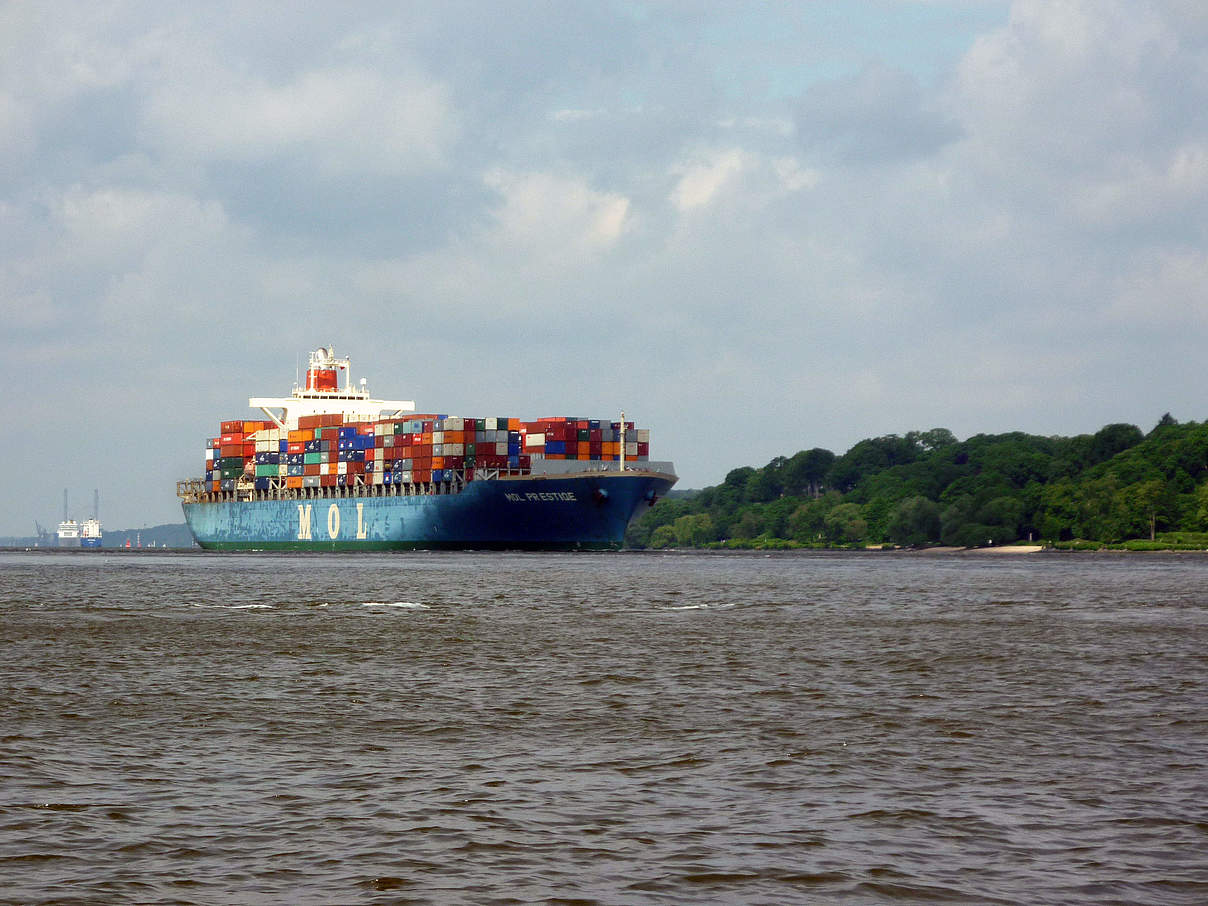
[886,496,941,545]
[732,510,764,540]
[673,513,716,546]
[783,448,835,497]
[1124,479,1174,541]
[648,524,677,548]
[824,503,867,543]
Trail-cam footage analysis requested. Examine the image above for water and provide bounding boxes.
[1,550,1205,904]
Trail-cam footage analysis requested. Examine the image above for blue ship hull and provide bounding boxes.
[182,470,675,550]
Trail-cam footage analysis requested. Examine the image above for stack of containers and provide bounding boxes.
[205,420,275,492]
[202,413,649,491]
[517,418,649,462]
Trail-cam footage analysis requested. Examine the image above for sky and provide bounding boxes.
[3,0,1208,534]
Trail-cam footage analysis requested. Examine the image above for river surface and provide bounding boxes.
[1,550,1205,904]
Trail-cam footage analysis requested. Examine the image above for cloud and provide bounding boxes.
[142,66,457,175]
[352,168,633,322]
[794,63,962,164]
[670,149,750,211]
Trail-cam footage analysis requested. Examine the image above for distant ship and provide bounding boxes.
[57,490,103,548]
[56,519,80,547]
[179,347,677,550]
[80,518,102,548]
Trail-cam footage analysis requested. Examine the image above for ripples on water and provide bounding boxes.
[1,550,1205,904]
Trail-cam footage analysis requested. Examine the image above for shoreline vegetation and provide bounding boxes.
[627,415,1208,553]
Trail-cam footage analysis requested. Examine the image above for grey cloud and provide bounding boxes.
[794,64,962,164]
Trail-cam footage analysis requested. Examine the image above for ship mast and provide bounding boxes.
[620,410,626,473]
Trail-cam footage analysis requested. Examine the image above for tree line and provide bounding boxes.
[626,415,1208,549]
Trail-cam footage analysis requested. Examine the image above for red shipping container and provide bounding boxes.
[288,442,304,454]
[304,463,320,476]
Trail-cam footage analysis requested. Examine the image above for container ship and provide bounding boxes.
[178,347,677,550]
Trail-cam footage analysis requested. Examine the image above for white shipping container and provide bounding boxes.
[485,417,498,430]
[320,463,331,476]
[432,431,444,444]
[337,462,348,475]
[636,429,650,443]
[496,442,508,455]
[527,433,546,446]
[399,470,412,483]
[626,442,638,456]
[444,417,464,431]
[444,443,464,455]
